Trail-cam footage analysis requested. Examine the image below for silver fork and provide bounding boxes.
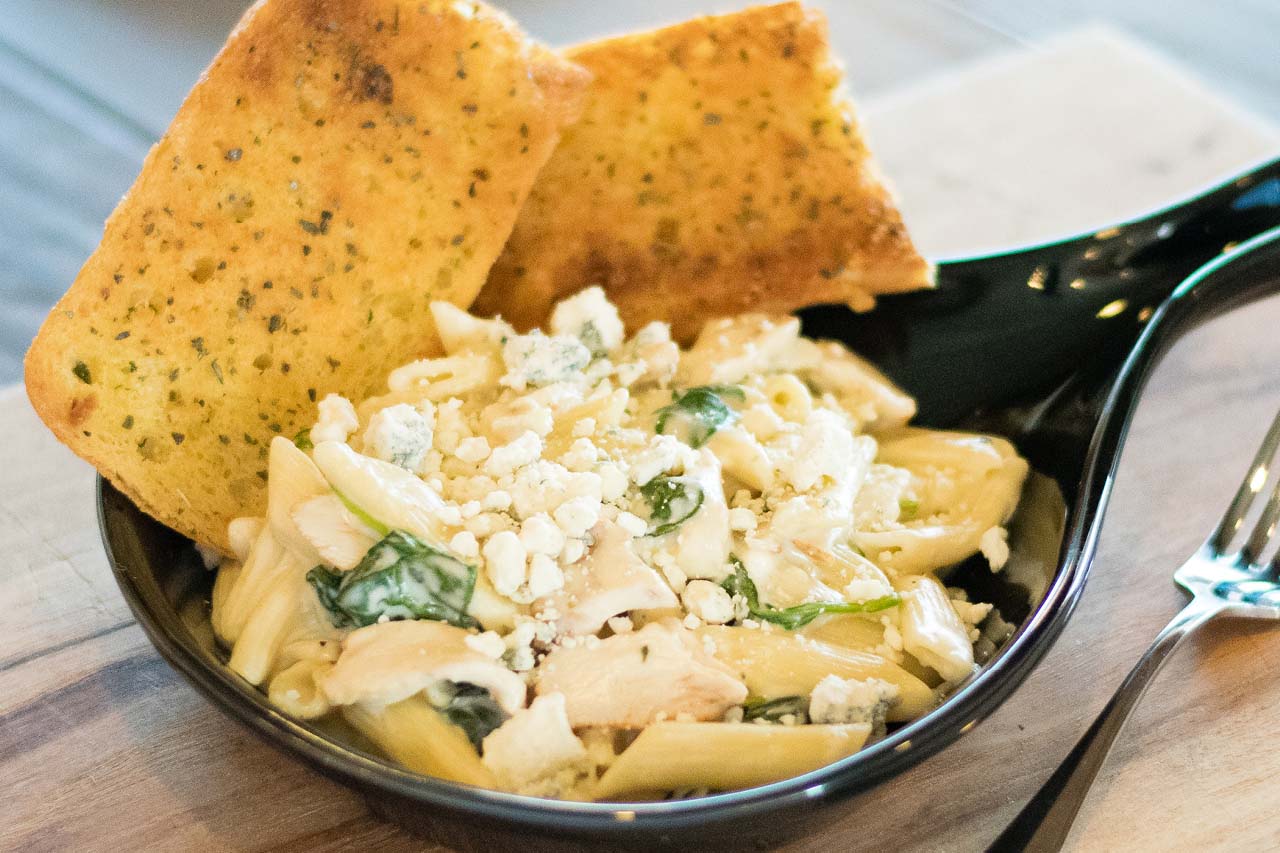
[989,409,1280,853]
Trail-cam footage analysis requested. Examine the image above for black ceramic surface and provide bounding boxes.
[102,157,1280,852]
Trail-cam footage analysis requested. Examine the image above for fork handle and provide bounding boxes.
[987,596,1222,853]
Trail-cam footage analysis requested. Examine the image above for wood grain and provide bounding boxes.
[3,30,1280,853]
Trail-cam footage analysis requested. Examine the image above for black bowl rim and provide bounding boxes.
[98,223,1280,837]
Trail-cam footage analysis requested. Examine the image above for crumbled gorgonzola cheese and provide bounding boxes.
[681,580,735,625]
[980,526,1010,571]
[485,430,543,476]
[549,285,625,356]
[361,403,433,472]
[311,393,359,443]
[482,530,527,598]
[501,331,591,391]
[808,675,899,727]
[553,496,600,538]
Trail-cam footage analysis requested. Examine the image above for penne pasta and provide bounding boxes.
[594,722,871,799]
[343,697,498,788]
[799,340,917,433]
[265,437,330,564]
[699,626,936,721]
[706,426,775,492]
[216,525,298,645]
[897,575,976,683]
[800,612,886,652]
[229,569,306,685]
[204,284,1027,801]
[209,559,243,641]
[854,427,1028,575]
[268,658,334,720]
[311,441,448,544]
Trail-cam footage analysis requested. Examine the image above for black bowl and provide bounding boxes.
[99,453,1066,853]
[100,162,1280,851]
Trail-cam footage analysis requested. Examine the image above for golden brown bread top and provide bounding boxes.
[23,0,589,550]
[474,1,931,342]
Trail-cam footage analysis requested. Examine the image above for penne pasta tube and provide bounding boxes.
[343,696,497,788]
[268,658,334,720]
[897,575,975,683]
[698,626,935,721]
[311,440,448,544]
[229,570,304,685]
[706,426,775,491]
[216,526,300,645]
[210,559,243,641]
[594,722,870,799]
[799,340,916,433]
[547,389,630,453]
[800,612,886,651]
[854,521,986,577]
[801,613,944,687]
[874,427,1017,474]
[265,436,330,564]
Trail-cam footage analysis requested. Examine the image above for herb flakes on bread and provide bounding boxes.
[23,0,589,550]
[475,1,930,342]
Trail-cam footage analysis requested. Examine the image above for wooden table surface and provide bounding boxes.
[3,28,1280,853]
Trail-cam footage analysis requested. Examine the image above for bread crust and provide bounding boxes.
[475,1,931,342]
[24,0,589,550]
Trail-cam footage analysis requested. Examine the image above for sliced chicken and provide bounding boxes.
[321,620,526,713]
[536,622,747,728]
[481,693,588,793]
[545,522,677,635]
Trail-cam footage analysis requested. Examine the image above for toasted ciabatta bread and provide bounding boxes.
[24,0,589,550]
[475,2,930,342]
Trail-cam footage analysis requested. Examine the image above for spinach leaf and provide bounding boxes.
[639,475,704,535]
[655,385,744,448]
[293,427,313,451]
[753,597,902,631]
[432,682,509,749]
[308,565,344,612]
[742,695,810,724]
[307,530,478,629]
[721,556,900,630]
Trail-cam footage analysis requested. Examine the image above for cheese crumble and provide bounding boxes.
[217,286,1030,803]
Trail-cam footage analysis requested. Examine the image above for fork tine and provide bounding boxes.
[1209,408,1280,555]
[1240,475,1280,567]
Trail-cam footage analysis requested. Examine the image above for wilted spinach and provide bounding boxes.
[639,475,704,535]
[655,385,744,448]
[721,556,900,630]
[432,682,509,749]
[307,530,478,629]
[742,695,810,724]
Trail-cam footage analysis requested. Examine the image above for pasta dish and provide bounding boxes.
[210,287,1028,800]
[20,0,1029,811]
